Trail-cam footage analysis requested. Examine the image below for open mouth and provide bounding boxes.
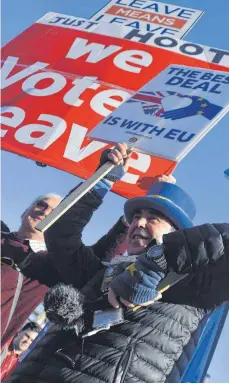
[132,234,149,240]
[131,229,151,241]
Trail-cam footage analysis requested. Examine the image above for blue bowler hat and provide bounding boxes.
[124,182,196,229]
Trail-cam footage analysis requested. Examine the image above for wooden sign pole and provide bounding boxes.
[35,161,115,233]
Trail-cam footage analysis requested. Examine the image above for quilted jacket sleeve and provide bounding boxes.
[21,189,129,287]
[45,187,106,288]
[21,188,104,289]
[163,223,229,309]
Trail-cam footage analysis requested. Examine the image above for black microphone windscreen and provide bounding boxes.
[44,283,84,331]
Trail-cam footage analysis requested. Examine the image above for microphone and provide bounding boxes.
[44,283,84,333]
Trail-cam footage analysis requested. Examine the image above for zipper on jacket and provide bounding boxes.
[120,345,134,383]
[113,345,134,383]
[55,349,76,369]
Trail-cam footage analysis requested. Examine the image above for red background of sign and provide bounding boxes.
[1,22,228,198]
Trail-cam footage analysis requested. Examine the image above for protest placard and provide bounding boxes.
[38,13,229,68]
[91,0,204,38]
[1,13,228,199]
[89,65,229,160]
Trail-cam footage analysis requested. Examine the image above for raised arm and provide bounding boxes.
[19,187,103,288]
[44,186,105,287]
[22,144,133,288]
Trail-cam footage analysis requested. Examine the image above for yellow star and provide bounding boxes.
[197,110,204,115]
[126,263,137,276]
[201,103,207,107]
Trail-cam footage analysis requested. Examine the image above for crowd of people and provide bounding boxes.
[1,143,229,383]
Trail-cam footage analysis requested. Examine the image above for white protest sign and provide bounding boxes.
[89,65,229,161]
[90,0,204,38]
[38,13,229,68]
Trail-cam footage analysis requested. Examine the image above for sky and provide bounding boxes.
[1,0,229,381]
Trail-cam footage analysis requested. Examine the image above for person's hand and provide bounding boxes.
[107,143,132,170]
[108,287,162,309]
[154,174,176,184]
[137,173,176,190]
[108,255,165,309]
[99,143,133,183]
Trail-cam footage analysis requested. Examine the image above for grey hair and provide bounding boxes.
[21,193,62,219]
[30,193,62,206]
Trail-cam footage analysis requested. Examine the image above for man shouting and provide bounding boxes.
[8,143,229,383]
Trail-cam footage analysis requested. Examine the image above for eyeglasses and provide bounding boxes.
[35,200,54,212]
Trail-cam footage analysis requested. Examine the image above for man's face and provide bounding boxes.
[13,330,38,353]
[21,196,61,233]
[127,208,174,255]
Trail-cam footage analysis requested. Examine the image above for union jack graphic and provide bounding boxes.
[127,90,184,116]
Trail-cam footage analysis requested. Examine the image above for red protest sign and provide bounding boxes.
[1,16,228,198]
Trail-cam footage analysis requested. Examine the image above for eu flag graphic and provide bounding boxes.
[162,95,223,121]
[127,92,222,121]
